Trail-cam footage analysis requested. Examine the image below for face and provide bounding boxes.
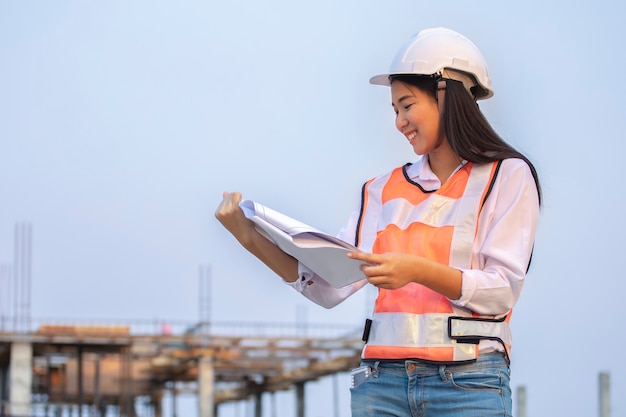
[391,80,442,156]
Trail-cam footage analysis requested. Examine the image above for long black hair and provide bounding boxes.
[391,74,542,205]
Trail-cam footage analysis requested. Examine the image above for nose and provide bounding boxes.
[396,112,409,132]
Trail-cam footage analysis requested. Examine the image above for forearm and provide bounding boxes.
[236,229,300,283]
[415,257,462,300]
[215,191,299,283]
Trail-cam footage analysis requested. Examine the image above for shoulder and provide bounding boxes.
[495,158,535,183]
[499,157,532,170]
[489,158,539,207]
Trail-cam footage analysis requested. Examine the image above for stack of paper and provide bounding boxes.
[239,200,367,288]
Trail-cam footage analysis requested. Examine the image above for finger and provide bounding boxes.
[216,192,239,217]
[361,264,385,280]
[366,276,390,288]
[229,191,242,205]
[348,251,379,263]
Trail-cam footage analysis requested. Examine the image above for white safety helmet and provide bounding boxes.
[370,27,493,100]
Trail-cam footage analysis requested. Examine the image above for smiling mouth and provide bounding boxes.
[406,131,417,143]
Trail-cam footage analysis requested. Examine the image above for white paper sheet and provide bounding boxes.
[239,200,367,288]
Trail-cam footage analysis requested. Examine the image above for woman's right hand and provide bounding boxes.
[214,192,299,281]
[214,192,256,245]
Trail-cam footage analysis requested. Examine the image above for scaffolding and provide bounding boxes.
[0,319,363,417]
[0,224,363,416]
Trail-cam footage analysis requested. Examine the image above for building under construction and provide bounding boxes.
[0,319,363,417]
[0,224,364,416]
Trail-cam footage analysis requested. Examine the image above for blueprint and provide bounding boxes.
[239,200,367,288]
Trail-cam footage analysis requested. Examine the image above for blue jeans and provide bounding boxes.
[350,353,512,417]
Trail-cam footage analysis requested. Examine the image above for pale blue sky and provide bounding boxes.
[1,1,625,416]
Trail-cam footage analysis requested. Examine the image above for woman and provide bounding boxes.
[215,27,540,416]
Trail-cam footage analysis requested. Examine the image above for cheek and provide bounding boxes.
[418,113,439,136]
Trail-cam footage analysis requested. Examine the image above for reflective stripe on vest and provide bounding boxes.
[357,161,511,362]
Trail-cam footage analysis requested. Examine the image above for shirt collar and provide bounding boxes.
[406,156,467,190]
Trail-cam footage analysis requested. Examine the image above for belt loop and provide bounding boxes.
[438,365,448,382]
[371,361,380,378]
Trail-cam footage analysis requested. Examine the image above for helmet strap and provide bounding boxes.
[436,80,446,114]
[441,69,477,99]
[435,80,447,147]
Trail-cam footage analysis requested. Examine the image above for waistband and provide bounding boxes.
[361,352,507,371]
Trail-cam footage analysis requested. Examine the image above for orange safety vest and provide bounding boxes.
[356,161,512,363]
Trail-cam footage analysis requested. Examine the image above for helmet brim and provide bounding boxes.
[369,71,494,100]
[369,73,392,86]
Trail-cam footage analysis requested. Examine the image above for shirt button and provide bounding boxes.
[407,363,416,372]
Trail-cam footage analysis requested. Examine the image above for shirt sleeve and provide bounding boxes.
[451,158,540,315]
[283,206,368,309]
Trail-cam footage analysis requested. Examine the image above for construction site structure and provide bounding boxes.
[0,224,364,416]
[0,318,363,417]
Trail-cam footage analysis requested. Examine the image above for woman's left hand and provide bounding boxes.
[347,251,421,290]
[347,251,463,299]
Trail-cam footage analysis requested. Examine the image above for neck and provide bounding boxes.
[427,145,462,184]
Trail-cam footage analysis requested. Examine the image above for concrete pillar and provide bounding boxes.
[9,342,32,417]
[77,345,84,417]
[0,363,7,416]
[171,384,178,417]
[254,391,262,417]
[94,353,102,417]
[599,372,610,417]
[198,356,215,417]
[516,385,527,417]
[295,381,305,417]
[152,391,163,417]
